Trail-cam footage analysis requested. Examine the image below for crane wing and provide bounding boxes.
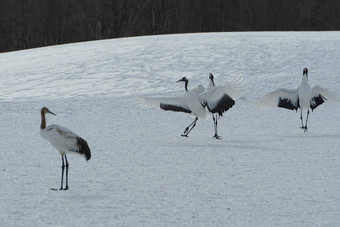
[256,88,299,110]
[136,96,191,113]
[192,84,205,94]
[200,76,245,116]
[44,125,91,160]
[310,86,340,110]
[45,125,91,160]
[45,125,78,149]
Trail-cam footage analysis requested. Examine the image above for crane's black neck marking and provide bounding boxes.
[210,77,215,87]
[303,68,308,80]
[184,79,188,91]
[177,77,189,91]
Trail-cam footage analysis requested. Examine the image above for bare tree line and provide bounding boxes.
[0,0,339,52]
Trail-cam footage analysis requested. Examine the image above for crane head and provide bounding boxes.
[176,77,188,83]
[41,107,56,116]
[209,73,215,86]
[303,68,308,80]
[177,77,189,91]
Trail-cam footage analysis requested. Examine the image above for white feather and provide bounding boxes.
[312,86,340,102]
[186,91,210,120]
[192,84,205,94]
[200,76,246,110]
[136,95,189,110]
[41,125,80,155]
[256,88,298,110]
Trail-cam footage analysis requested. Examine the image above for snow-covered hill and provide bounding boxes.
[1,32,340,226]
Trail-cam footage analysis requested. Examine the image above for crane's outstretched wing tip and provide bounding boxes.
[207,76,246,102]
[135,96,151,108]
[254,100,269,110]
[230,75,246,86]
[327,91,340,102]
[254,93,281,110]
[256,104,273,110]
[312,86,340,102]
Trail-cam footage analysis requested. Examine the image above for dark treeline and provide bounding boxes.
[0,0,339,52]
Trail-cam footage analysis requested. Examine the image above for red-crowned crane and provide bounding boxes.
[256,68,340,132]
[138,77,209,137]
[40,107,91,190]
[200,73,246,139]
[137,76,245,138]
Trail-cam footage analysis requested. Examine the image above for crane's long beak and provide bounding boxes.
[177,78,185,83]
[48,110,56,115]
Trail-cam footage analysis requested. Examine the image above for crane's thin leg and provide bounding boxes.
[213,115,221,139]
[60,156,65,190]
[182,117,197,136]
[213,115,217,135]
[304,109,310,133]
[52,155,65,191]
[184,118,198,136]
[64,155,69,190]
[300,110,305,129]
[181,117,198,137]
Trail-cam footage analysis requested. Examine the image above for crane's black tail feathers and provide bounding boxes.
[77,137,91,161]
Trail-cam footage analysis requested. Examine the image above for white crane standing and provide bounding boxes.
[40,107,91,190]
[256,68,339,132]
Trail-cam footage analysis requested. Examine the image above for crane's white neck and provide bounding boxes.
[301,74,308,84]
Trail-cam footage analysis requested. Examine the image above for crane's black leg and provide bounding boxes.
[213,115,217,135]
[52,155,65,191]
[181,117,198,137]
[304,109,310,133]
[184,118,198,136]
[300,110,305,129]
[64,155,69,190]
[213,115,221,139]
[59,156,65,190]
[182,117,196,136]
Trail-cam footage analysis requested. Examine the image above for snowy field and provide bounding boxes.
[0,32,340,226]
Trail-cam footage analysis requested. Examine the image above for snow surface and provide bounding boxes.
[0,32,340,226]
